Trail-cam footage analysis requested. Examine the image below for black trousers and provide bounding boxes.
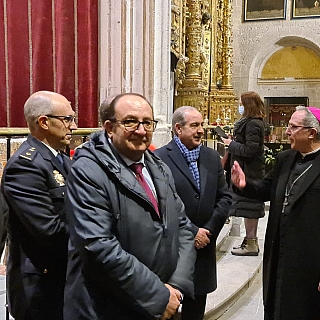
[180,294,207,320]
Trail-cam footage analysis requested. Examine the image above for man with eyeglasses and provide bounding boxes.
[1,90,77,320]
[64,93,196,320]
[155,106,232,320]
[231,106,320,319]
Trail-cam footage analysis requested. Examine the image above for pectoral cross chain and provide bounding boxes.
[282,195,289,214]
[281,163,312,214]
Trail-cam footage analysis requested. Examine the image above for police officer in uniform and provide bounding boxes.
[1,91,77,320]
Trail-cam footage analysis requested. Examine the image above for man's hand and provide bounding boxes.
[195,228,211,249]
[231,161,246,189]
[160,284,181,320]
[318,282,320,291]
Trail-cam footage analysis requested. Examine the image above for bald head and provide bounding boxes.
[24,91,70,131]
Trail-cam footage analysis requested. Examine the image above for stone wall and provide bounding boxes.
[99,0,172,147]
[232,0,320,107]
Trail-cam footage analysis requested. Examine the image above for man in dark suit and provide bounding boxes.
[64,93,196,320]
[231,106,320,319]
[0,191,8,256]
[1,91,77,320]
[155,106,232,320]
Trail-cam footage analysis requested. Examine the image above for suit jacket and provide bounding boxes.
[155,140,232,294]
[239,149,320,319]
[1,135,72,320]
[64,131,196,320]
[0,190,8,256]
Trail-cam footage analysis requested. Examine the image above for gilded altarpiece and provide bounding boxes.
[172,0,237,126]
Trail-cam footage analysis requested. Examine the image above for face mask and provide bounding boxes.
[238,105,244,115]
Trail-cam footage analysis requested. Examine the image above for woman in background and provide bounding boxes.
[222,91,265,256]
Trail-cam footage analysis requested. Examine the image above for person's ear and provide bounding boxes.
[37,115,49,130]
[175,123,182,135]
[104,120,114,138]
[309,128,318,139]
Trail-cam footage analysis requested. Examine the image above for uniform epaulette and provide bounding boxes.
[75,141,88,149]
[18,147,37,161]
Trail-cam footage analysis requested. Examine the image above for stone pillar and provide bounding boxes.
[99,0,172,146]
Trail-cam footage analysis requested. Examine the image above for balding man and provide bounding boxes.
[1,91,77,320]
[156,106,232,320]
[64,93,196,320]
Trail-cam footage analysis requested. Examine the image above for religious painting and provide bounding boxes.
[292,0,320,18]
[244,0,287,21]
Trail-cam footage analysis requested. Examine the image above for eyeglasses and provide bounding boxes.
[287,124,313,131]
[113,119,158,132]
[46,115,77,124]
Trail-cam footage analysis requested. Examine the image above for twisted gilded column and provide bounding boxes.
[208,0,237,125]
[174,0,208,117]
[172,0,236,123]
[184,0,203,85]
[214,0,223,89]
[222,0,233,89]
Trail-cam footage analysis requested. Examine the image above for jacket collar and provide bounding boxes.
[27,135,70,176]
[275,149,320,208]
[80,130,168,219]
[290,149,320,206]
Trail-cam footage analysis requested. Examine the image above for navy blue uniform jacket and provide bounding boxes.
[1,135,71,320]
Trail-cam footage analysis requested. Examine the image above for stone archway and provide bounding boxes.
[248,36,320,107]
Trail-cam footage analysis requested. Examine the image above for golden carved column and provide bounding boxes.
[174,0,208,118]
[209,0,237,126]
[184,0,202,84]
[171,0,237,126]
[222,0,233,89]
[214,0,224,91]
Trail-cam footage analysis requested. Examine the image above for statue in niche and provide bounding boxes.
[199,49,207,74]
[201,12,211,30]
[175,55,189,96]
[199,12,211,81]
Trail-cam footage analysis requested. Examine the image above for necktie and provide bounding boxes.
[56,153,64,165]
[130,163,159,217]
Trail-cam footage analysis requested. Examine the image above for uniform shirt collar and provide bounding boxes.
[40,141,59,157]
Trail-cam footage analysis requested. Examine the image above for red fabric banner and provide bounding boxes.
[77,0,99,127]
[31,0,54,93]
[0,0,98,128]
[7,1,30,127]
[55,0,76,108]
